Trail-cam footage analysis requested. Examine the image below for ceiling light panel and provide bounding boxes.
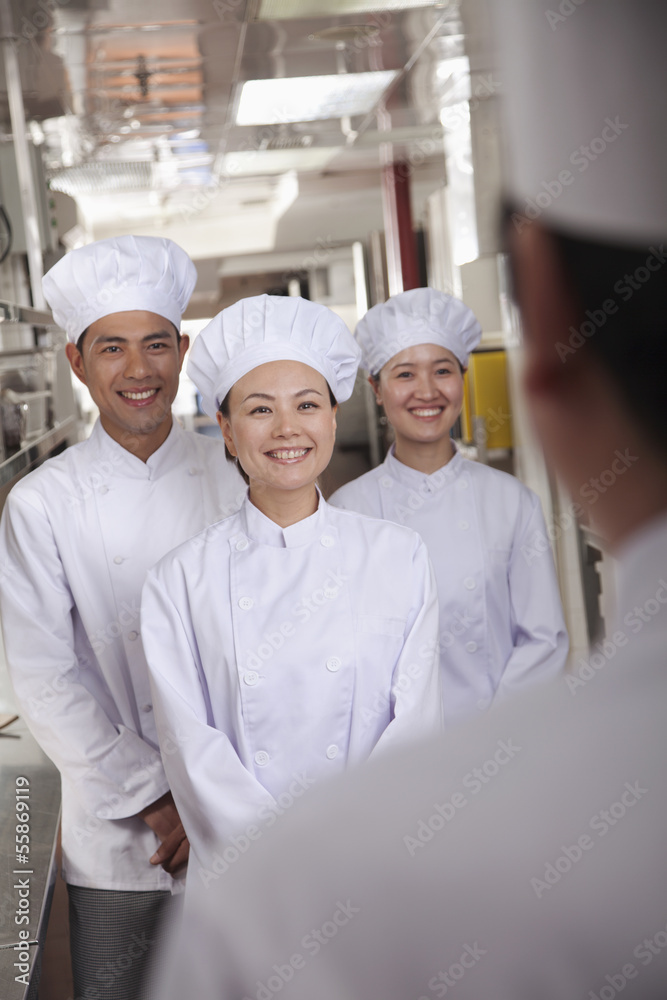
[222,147,339,176]
[236,70,399,126]
[257,0,442,17]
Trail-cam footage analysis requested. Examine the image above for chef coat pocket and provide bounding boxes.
[355,615,406,637]
[354,615,407,734]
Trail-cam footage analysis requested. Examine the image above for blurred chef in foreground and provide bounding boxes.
[156,2,667,997]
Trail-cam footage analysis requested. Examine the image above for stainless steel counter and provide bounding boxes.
[0,719,61,1000]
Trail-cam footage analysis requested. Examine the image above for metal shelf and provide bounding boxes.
[0,417,78,499]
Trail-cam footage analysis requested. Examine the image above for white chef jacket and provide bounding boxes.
[330,444,568,722]
[0,419,245,890]
[158,510,667,1000]
[141,493,441,881]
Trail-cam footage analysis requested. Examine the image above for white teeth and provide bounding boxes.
[121,389,157,400]
[268,449,309,460]
[412,408,442,417]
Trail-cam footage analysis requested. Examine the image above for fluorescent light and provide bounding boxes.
[236,71,399,126]
[223,147,339,176]
[258,0,441,17]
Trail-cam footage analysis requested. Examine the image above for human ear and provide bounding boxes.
[65,342,88,386]
[508,221,586,402]
[216,411,237,457]
[367,375,382,406]
[177,333,190,370]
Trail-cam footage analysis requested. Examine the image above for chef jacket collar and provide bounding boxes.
[92,416,191,481]
[384,441,464,493]
[239,488,329,549]
[613,509,667,631]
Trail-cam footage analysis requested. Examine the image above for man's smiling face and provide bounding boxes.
[66,310,189,457]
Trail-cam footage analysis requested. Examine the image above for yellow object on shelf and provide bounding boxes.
[461,349,513,449]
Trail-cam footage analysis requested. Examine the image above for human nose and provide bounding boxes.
[413,373,438,399]
[122,347,152,381]
[271,405,299,438]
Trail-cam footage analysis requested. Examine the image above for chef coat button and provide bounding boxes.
[320,534,335,548]
[254,751,269,767]
[238,596,254,610]
[459,478,469,490]
[326,656,341,672]
[235,537,249,551]
[380,476,392,488]
[113,556,124,565]
[459,520,469,530]
[244,671,259,686]
[99,485,109,495]
[466,641,478,653]
[188,467,199,476]
[464,577,476,590]
[127,630,139,641]
[324,587,338,599]
[326,744,338,760]
[141,703,152,713]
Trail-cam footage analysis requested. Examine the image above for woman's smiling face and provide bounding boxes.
[217,360,337,496]
[374,342,465,450]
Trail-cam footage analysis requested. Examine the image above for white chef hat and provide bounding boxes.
[188,294,361,419]
[42,235,197,342]
[496,0,667,244]
[356,288,482,375]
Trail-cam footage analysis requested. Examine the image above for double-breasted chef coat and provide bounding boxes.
[141,492,442,882]
[330,444,568,723]
[0,419,245,890]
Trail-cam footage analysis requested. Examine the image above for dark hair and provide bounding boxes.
[218,382,338,486]
[505,207,667,459]
[75,323,182,354]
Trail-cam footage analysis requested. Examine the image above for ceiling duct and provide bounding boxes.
[256,0,444,17]
[48,160,155,196]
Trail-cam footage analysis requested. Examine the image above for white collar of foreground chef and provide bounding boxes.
[91,417,188,480]
[384,440,464,491]
[238,487,331,549]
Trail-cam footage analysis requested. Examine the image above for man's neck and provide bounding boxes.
[99,413,174,463]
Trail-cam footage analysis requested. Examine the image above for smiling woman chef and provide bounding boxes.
[140,293,442,886]
[330,288,568,723]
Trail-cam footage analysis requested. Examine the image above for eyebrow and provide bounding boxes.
[241,388,324,404]
[93,331,175,344]
[389,358,454,370]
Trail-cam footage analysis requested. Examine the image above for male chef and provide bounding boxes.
[0,235,244,999]
[154,3,667,998]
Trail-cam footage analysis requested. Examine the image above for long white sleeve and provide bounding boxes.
[0,491,168,819]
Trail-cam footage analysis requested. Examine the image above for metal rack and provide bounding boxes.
[0,300,79,510]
